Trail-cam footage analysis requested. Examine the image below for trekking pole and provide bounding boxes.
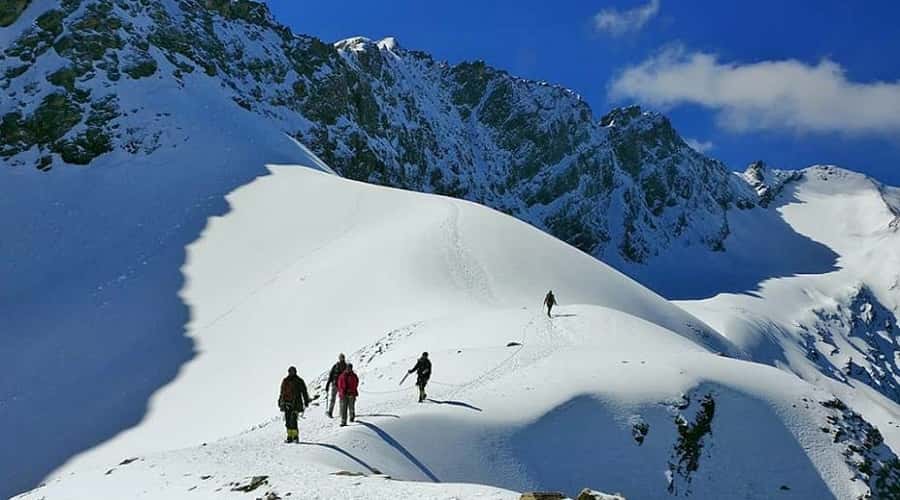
[399,371,410,386]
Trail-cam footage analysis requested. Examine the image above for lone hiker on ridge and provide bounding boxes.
[337,363,359,427]
[278,366,310,443]
[324,353,347,418]
[408,352,432,403]
[544,290,557,318]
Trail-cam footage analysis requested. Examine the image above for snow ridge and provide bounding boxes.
[14,167,900,500]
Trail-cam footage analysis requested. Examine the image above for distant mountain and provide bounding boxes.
[0,0,756,267]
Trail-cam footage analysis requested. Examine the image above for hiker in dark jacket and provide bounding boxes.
[278,366,310,443]
[543,290,557,318]
[324,353,347,418]
[337,363,359,426]
[408,352,432,403]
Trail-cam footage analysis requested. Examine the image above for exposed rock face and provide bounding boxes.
[576,489,627,500]
[230,475,268,492]
[819,398,900,498]
[1,0,758,265]
[800,285,900,404]
[0,0,31,27]
[740,160,803,207]
[520,493,566,500]
[666,393,716,496]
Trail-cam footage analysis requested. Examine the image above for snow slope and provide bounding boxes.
[14,164,900,499]
[49,164,734,476]
[665,166,900,452]
[0,69,327,496]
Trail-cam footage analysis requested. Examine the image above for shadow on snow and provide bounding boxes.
[356,420,440,482]
[620,184,840,300]
[0,135,309,497]
[300,442,381,475]
[426,399,483,412]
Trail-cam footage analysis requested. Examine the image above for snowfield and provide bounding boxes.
[673,166,900,458]
[12,160,900,499]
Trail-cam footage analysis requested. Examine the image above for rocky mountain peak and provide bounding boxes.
[335,36,376,52]
[377,36,400,51]
[1,0,762,265]
[743,159,767,177]
[335,36,401,52]
[600,105,643,127]
[741,161,803,207]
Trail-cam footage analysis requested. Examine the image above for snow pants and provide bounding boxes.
[284,409,299,431]
[339,396,356,425]
[326,384,338,416]
[283,408,300,441]
[417,382,427,403]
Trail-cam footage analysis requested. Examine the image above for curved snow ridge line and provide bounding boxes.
[873,181,900,230]
[28,165,746,495]
[801,165,899,233]
[278,139,339,176]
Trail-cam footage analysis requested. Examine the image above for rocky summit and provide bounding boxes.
[1,0,757,266]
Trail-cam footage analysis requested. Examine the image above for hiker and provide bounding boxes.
[543,290,557,318]
[408,352,432,403]
[278,366,310,443]
[337,363,359,427]
[324,353,347,418]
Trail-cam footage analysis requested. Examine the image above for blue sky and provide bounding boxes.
[266,1,900,185]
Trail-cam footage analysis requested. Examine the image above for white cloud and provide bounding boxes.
[609,46,900,135]
[594,0,660,37]
[685,138,714,153]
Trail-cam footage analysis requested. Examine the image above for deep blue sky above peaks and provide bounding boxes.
[265,1,900,185]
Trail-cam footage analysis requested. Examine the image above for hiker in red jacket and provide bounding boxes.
[277,366,310,443]
[337,363,359,427]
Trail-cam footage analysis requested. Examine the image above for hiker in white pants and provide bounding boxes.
[324,353,347,418]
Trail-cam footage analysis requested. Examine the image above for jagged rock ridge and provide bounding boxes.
[0,0,757,264]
